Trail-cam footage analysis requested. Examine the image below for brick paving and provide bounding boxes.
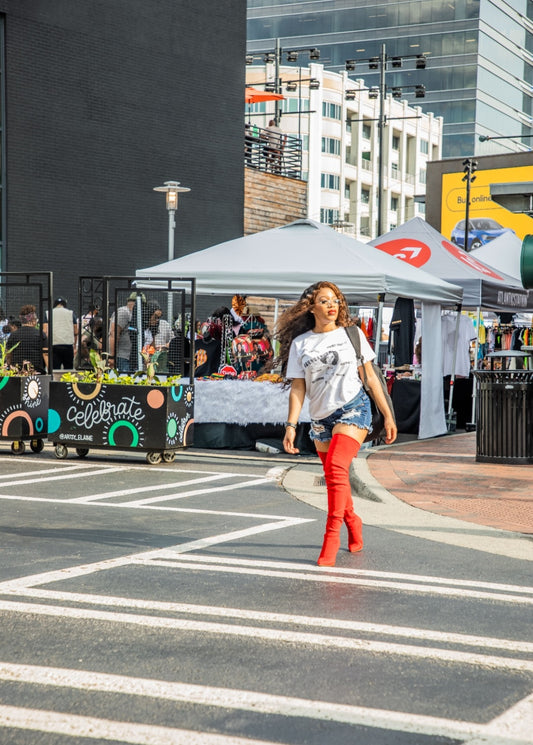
[366,432,533,535]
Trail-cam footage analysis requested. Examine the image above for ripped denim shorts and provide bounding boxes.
[309,388,372,443]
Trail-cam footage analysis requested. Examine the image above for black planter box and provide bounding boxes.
[0,375,50,451]
[48,381,194,461]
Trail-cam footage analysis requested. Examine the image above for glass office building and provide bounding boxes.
[247,0,533,158]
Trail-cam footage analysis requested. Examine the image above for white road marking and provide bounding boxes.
[124,477,272,506]
[0,465,125,487]
[0,599,531,672]
[68,472,238,503]
[0,704,278,745]
[165,554,533,596]
[0,464,91,480]
[6,587,532,654]
[143,557,533,605]
[0,664,531,743]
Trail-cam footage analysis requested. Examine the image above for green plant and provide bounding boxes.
[0,338,32,376]
[60,348,183,387]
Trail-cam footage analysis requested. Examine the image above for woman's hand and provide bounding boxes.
[283,426,299,455]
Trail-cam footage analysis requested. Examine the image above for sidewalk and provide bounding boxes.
[358,432,533,535]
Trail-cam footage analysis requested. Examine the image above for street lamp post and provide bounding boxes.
[153,180,190,322]
[247,39,320,126]
[345,46,427,238]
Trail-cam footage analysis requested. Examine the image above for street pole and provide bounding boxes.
[275,37,281,125]
[377,43,386,237]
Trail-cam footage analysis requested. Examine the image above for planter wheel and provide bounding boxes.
[146,451,162,465]
[54,444,69,459]
[11,440,25,455]
[30,439,44,454]
[76,448,89,458]
[162,451,176,463]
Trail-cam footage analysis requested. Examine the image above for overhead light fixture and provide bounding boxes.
[264,52,275,63]
[369,57,379,70]
[392,86,402,98]
[285,81,297,92]
[416,55,427,69]
[346,89,356,100]
[368,86,379,99]
[286,50,298,62]
[245,54,254,65]
[391,56,402,68]
[415,84,426,98]
[309,78,320,90]
[309,48,320,60]
[265,81,277,92]
[345,59,356,71]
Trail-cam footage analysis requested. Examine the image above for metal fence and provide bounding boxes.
[245,125,303,179]
[78,276,196,381]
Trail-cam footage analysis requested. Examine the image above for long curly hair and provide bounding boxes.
[273,281,353,378]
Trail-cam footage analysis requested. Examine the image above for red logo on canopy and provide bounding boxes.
[373,238,431,267]
[442,240,504,280]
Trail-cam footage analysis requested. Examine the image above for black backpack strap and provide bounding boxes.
[345,325,368,386]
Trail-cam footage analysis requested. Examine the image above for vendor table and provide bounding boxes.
[192,379,313,452]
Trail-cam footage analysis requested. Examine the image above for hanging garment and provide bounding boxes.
[388,298,415,367]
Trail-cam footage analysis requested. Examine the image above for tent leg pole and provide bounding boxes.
[375,294,385,364]
[446,304,462,432]
[466,307,481,432]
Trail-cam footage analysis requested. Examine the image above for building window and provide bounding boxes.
[391,196,399,211]
[391,162,399,178]
[362,123,372,140]
[345,182,351,199]
[321,173,340,190]
[420,139,429,154]
[321,137,341,155]
[322,101,341,120]
[419,168,427,184]
[320,208,340,224]
[392,135,400,150]
[361,188,370,204]
[360,216,370,236]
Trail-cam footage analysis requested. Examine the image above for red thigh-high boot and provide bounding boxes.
[317,433,361,566]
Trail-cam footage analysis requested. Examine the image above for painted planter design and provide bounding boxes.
[0,375,50,454]
[48,381,194,463]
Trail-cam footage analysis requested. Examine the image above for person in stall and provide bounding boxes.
[274,281,396,567]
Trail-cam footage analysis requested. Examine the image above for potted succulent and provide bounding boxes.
[47,350,194,464]
[0,339,50,455]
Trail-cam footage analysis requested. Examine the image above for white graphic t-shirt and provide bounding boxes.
[286,326,375,420]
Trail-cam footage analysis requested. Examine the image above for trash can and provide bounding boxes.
[474,371,533,464]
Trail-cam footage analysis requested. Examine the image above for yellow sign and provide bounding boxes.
[441,165,532,246]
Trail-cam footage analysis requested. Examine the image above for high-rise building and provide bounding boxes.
[247,0,533,158]
[246,63,442,240]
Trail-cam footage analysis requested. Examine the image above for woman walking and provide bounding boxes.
[277,282,396,566]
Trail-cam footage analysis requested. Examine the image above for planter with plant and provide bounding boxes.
[0,340,50,455]
[47,350,194,464]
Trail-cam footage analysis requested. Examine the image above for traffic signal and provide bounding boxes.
[462,158,478,182]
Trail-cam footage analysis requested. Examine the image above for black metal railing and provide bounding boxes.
[244,125,303,179]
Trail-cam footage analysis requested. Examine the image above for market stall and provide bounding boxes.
[370,217,533,425]
[137,219,463,446]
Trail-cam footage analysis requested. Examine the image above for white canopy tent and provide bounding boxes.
[370,217,533,425]
[470,231,523,283]
[137,219,464,439]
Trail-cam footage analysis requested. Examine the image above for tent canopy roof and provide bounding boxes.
[369,217,533,311]
[137,219,463,305]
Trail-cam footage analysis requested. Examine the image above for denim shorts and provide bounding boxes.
[309,388,373,443]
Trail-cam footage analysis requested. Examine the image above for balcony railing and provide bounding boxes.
[245,125,303,180]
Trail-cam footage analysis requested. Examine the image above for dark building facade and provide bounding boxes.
[0,0,246,301]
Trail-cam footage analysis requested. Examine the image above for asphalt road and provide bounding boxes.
[0,446,531,744]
